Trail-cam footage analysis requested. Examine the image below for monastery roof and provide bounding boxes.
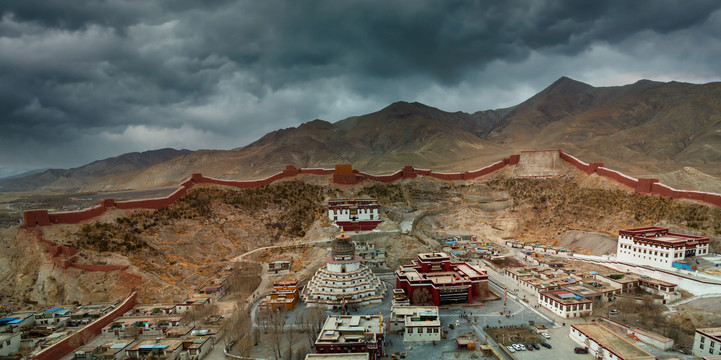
[418,252,450,261]
[620,227,709,245]
[316,315,383,345]
[572,323,654,360]
[696,327,721,342]
[128,339,183,352]
[305,354,370,360]
[541,290,591,304]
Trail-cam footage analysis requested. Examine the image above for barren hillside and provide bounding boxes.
[1,164,720,311]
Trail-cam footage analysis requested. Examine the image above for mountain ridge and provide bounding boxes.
[2,76,720,193]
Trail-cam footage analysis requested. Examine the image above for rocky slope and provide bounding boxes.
[0,148,191,192]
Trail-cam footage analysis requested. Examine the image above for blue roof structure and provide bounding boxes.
[138,344,169,350]
[44,307,62,313]
[0,317,19,324]
[56,309,70,316]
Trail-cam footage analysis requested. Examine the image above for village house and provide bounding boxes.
[315,315,385,360]
[389,306,441,342]
[260,280,299,311]
[538,290,592,319]
[126,339,184,360]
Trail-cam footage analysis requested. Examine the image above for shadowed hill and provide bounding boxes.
[2,77,720,193]
[0,148,192,192]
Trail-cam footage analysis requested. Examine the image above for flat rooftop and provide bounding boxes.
[128,338,183,351]
[697,327,721,342]
[418,252,450,261]
[620,227,709,245]
[573,323,653,360]
[317,315,383,345]
[390,306,438,317]
[305,354,370,360]
[543,291,591,304]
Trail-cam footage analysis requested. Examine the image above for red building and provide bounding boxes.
[395,252,489,306]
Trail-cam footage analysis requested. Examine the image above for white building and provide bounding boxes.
[616,227,709,270]
[694,327,721,357]
[570,323,654,360]
[538,290,592,319]
[389,306,441,342]
[328,199,381,231]
[303,231,385,309]
[0,333,21,357]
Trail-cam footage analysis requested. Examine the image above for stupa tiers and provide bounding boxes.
[302,230,385,309]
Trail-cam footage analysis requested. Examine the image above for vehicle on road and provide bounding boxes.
[506,346,515,353]
[542,333,551,339]
[513,344,525,351]
[574,347,589,354]
[532,343,540,350]
[610,309,619,315]
[541,342,552,349]
[526,344,534,351]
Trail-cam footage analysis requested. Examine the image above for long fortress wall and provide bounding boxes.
[22,150,721,229]
[558,151,721,206]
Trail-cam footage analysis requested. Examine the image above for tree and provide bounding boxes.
[267,310,286,359]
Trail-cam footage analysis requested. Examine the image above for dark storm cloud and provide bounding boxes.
[1,0,721,173]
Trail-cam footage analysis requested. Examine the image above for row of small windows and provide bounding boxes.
[407,327,439,333]
[331,208,376,214]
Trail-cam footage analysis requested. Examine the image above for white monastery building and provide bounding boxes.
[328,199,382,231]
[693,327,721,357]
[616,227,709,270]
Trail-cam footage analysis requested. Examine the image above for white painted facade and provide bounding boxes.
[538,292,592,319]
[327,260,361,273]
[328,200,379,223]
[389,306,441,343]
[0,333,21,357]
[616,228,709,271]
[693,327,721,357]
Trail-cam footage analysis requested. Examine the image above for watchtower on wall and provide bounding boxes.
[333,164,358,184]
[512,150,562,177]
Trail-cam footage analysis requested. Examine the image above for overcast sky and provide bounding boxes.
[2,0,721,175]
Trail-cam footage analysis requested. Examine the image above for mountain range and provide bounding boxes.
[2,76,720,193]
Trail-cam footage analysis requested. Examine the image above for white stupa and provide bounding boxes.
[302,230,385,309]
